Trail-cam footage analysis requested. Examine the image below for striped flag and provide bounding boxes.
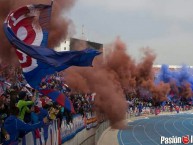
[40,89,75,113]
[4,4,100,89]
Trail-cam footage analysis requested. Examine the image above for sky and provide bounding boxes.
[66,0,193,65]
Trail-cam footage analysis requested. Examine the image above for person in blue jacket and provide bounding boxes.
[138,103,143,116]
[3,106,48,145]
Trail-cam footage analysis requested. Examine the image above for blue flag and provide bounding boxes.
[40,89,75,113]
[4,4,101,88]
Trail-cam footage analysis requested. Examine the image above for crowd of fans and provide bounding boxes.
[0,65,192,144]
[0,65,94,145]
[126,97,192,117]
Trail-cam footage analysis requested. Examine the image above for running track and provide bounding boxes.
[118,113,193,145]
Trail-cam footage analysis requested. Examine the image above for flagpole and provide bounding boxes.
[51,0,54,6]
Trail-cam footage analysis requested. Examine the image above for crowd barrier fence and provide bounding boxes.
[19,106,188,145]
[18,112,109,145]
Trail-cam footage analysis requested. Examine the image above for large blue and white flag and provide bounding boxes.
[4,4,100,89]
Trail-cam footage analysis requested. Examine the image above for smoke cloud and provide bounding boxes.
[63,38,170,128]
[156,64,193,101]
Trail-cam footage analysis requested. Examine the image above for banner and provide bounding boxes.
[19,120,58,145]
[85,112,98,130]
[19,114,94,145]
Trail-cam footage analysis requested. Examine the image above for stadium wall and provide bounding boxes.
[18,114,109,145]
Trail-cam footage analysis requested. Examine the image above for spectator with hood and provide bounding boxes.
[17,91,35,122]
[3,106,48,145]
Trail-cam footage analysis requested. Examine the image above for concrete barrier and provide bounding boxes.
[62,121,109,145]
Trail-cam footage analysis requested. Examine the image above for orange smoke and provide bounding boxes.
[63,38,165,129]
[180,82,192,99]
